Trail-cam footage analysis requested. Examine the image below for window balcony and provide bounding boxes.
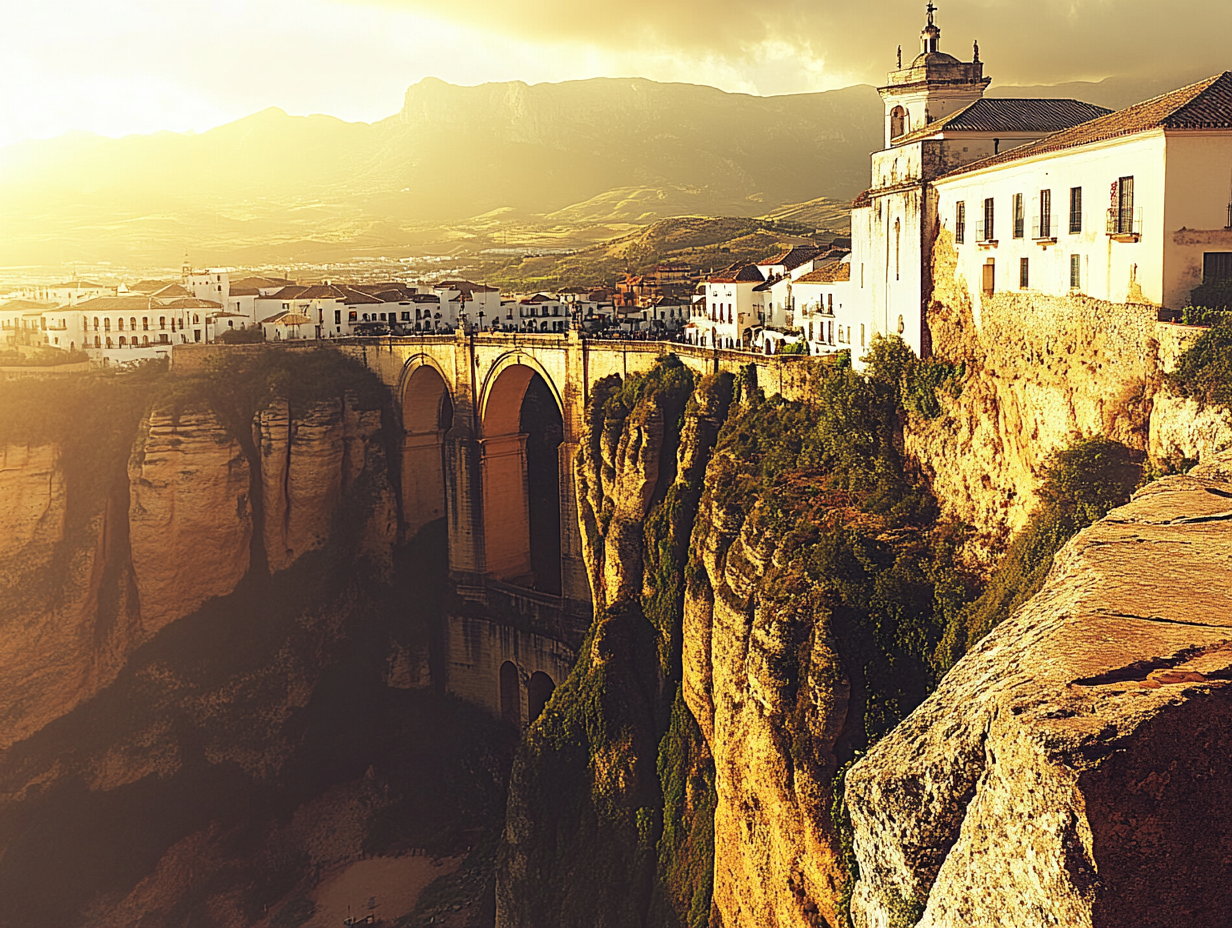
[975,221,998,247]
[1032,218,1057,245]
[1107,207,1143,242]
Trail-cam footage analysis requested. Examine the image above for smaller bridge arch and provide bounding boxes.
[399,355,455,538]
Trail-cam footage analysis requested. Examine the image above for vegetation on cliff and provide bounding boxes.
[1167,320,1232,408]
[500,358,730,928]
[934,437,1141,671]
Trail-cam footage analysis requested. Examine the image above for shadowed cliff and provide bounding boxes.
[0,352,513,927]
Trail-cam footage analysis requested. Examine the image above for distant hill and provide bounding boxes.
[0,78,883,266]
[989,68,1220,112]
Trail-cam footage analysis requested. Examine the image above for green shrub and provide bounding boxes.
[1188,278,1232,313]
[1167,321,1232,407]
[777,340,808,355]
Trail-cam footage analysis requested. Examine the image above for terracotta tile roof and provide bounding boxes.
[0,299,54,311]
[52,280,105,289]
[894,97,1110,145]
[229,287,261,296]
[77,296,156,311]
[166,298,222,309]
[152,283,192,299]
[709,264,766,284]
[796,264,852,284]
[129,279,172,293]
[943,72,1232,179]
[757,245,820,270]
[230,276,296,289]
[263,286,309,300]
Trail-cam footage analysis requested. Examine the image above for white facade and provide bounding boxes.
[934,120,1232,318]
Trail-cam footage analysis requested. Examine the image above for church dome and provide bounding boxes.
[911,51,963,68]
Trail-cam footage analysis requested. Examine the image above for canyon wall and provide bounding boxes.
[0,391,396,752]
[907,231,1160,544]
[846,451,1232,928]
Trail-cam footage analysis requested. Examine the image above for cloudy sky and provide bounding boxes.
[1,0,1229,147]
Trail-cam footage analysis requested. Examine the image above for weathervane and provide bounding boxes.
[927,1,937,26]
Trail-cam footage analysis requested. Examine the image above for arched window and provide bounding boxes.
[142,317,149,330]
[130,317,136,330]
[93,317,100,330]
[105,337,113,348]
[103,318,111,331]
[117,317,124,331]
[119,336,127,347]
[890,105,908,139]
[142,335,149,346]
[159,317,166,329]
[94,335,101,347]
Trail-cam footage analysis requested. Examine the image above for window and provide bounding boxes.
[890,106,908,139]
[982,198,995,241]
[1069,187,1083,233]
[955,201,966,244]
[142,317,149,330]
[159,316,166,329]
[1110,176,1136,235]
[1205,253,1232,282]
[1038,189,1052,238]
[130,317,137,330]
[1070,254,1082,289]
[982,260,995,296]
[1013,194,1025,238]
[1020,257,1030,289]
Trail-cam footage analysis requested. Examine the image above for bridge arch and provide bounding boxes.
[399,355,454,538]
[477,351,564,437]
[477,352,565,595]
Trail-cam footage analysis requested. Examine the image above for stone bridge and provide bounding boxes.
[339,332,819,725]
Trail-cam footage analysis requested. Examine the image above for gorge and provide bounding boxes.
[3,300,1232,927]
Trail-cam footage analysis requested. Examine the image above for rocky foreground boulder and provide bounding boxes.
[846,452,1232,928]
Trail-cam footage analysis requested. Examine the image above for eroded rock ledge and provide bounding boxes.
[846,452,1232,928]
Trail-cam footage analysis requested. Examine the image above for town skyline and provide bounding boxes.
[3,0,1230,149]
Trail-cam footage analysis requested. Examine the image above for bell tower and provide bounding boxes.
[878,3,990,147]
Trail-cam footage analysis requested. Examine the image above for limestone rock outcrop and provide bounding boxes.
[0,393,398,755]
[846,454,1232,928]
[683,477,849,928]
[909,232,1158,542]
[128,410,253,633]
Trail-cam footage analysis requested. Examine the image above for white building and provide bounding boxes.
[833,9,1232,368]
[795,261,862,357]
[693,265,766,349]
[933,72,1232,316]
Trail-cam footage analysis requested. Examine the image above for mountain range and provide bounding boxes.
[0,70,1210,268]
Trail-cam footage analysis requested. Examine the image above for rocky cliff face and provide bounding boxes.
[498,359,720,928]
[846,451,1232,928]
[683,487,850,928]
[0,359,516,927]
[0,391,396,754]
[907,232,1159,544]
